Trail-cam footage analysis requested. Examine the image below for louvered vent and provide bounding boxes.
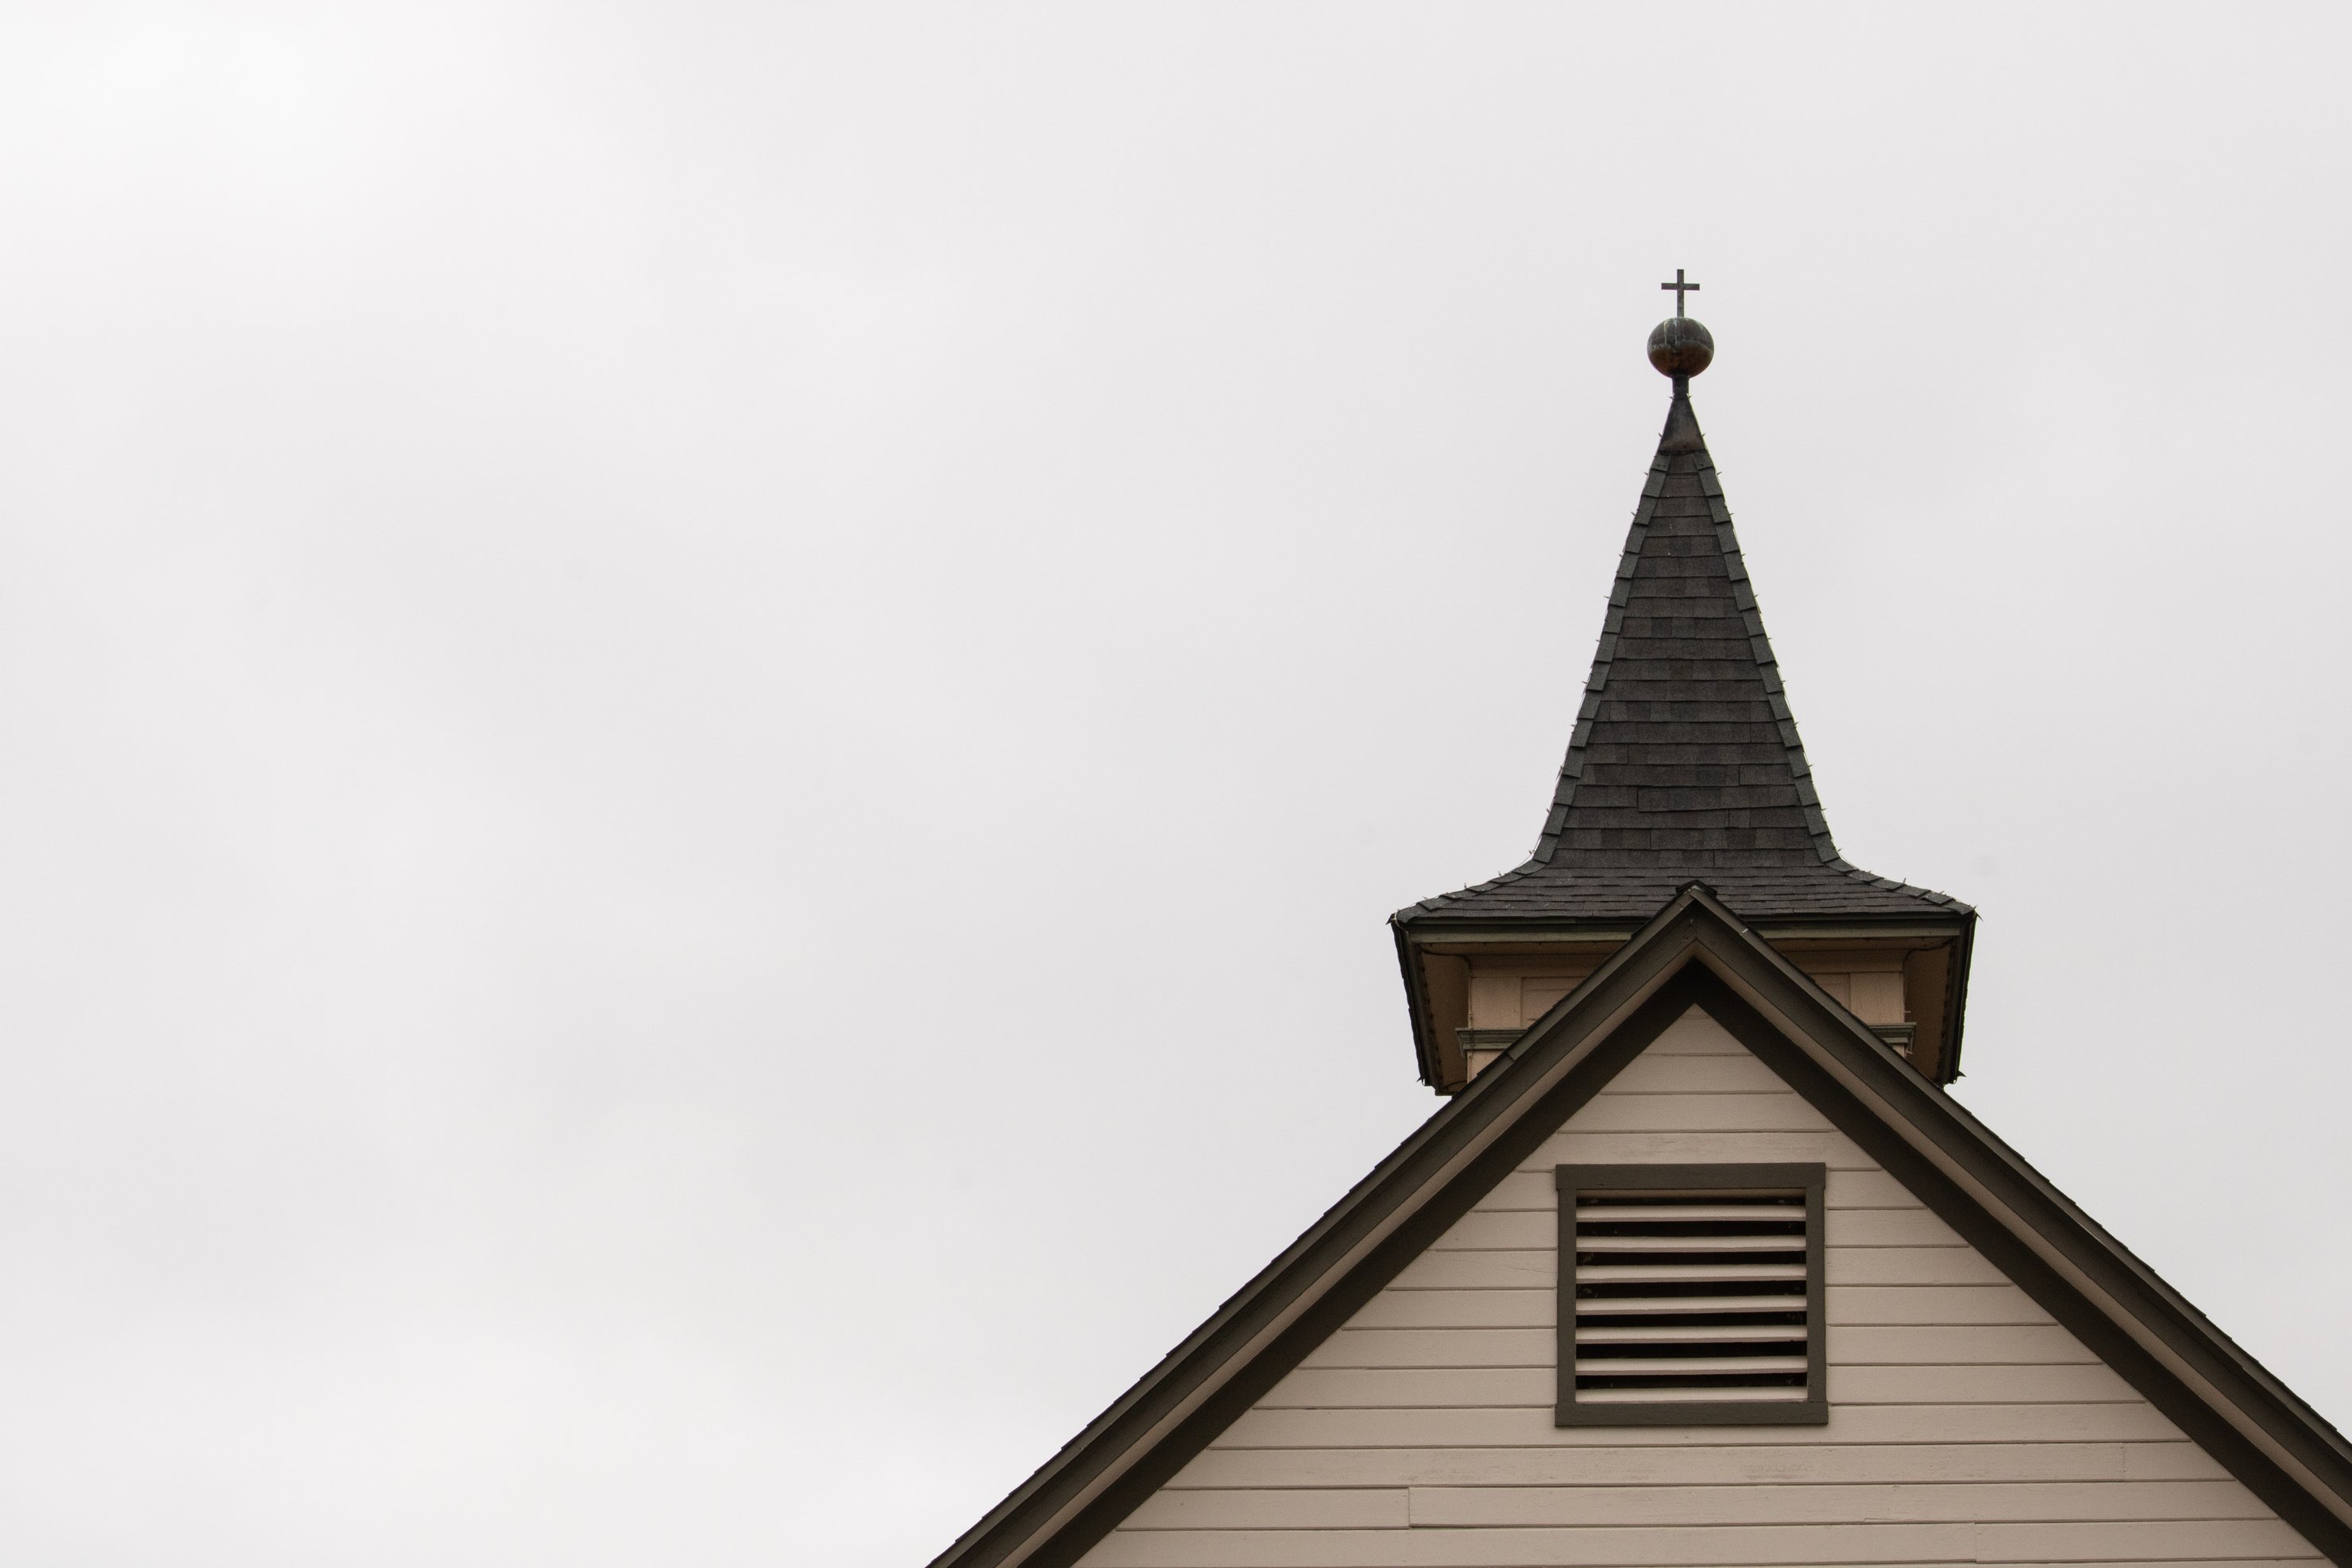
[1571,1190,1812,1404]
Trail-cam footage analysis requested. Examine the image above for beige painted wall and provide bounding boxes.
[1076,1007,2322,1567]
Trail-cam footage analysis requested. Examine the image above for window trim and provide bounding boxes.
[1554,1161,1829,1427]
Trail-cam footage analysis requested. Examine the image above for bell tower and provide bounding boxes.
[1392,280,1975,1092]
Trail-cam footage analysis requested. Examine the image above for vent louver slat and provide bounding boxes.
[1573,1192,1810,1404]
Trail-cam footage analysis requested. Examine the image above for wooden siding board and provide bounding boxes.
[1434,1210,1980,1251]
[1524,1130,1879,1167]
[1828,1363,2142,1404]
[1303,1323,2104,1370]
[1476,1164,1921,1211]
[1080,1521,1980,1566]
[1590,1053,1794,1094]
[1408,1246,1998,1287]
[1385,1250,1553,1289]
[1120,1490,1409,1531]
[1085,1525,2324,1567]
[1345,1290,1553,1330]
[1425,1211,1554,1249]
[1262,1365,2140,1412]
[1644,1025,1745,1055]
[1831,1325,2099,1365]
[1214,1401,2197,1450]
[1827,1284,2056,1325]
[2126,1443,2236,1481]
[1477,1170,1570,1211]
[1833,1207,1972,1246]
[1300,1327,1558,1369]
[1826,1169,1937,1208]
[1401,1479,2267,1526]
[1826,1247,2015,1286]
[1170,1442,2158,1489]
[1563,1091,1847,1133]
[1260,1367,1551,1409]
[1971,1518,2323,1559]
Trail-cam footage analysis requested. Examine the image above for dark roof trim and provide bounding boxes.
[1398,910,1973,937]
[931,886,2352,1568]
[1939,902,1978,1079]
[1388,917,1443,1090]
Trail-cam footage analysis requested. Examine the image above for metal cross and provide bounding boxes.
[1660,268,1700,317]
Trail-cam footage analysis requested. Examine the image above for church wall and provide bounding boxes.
[1073,1008,2323,1568]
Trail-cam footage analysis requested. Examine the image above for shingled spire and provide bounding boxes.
[1392,285,1974,1090]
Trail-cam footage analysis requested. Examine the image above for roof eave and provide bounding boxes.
[1940,906,1980,1083]
[1388,913,1442,1090]
[1395,906,1975,943]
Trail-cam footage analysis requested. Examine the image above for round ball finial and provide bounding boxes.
[1648,316,1714,378]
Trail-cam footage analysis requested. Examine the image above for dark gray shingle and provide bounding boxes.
[1398,390,1968,928]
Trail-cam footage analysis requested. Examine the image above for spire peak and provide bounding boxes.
[1657,380,1707,454]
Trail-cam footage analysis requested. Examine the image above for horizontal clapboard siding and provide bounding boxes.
[1301,1323,2095,1369]
[1079,1519,2319,1566]
[1434,1202,1968,1249]
[1389,1244,2006,1289]
[1261,1362,2141,1408]
[1123,1481,2284,1530]
[1479,1165,1921,1211]
[1216,1400,2205,1448]
[1075,1007,2322,1567]
[1169,1440,2231,1488]
[1401,1479,2269,1525]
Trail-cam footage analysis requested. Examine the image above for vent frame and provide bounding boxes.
[1554,1162,1828,1427]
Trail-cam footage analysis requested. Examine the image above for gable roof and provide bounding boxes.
[928,885,2352,1568]
[1394,388,1970,930]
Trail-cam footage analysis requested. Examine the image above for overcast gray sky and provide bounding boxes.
[3,5,2349,1564]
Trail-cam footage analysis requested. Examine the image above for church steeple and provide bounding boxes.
[1392,284,1975,1092]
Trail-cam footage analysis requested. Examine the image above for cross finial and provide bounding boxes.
[1660,268,1700,318]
